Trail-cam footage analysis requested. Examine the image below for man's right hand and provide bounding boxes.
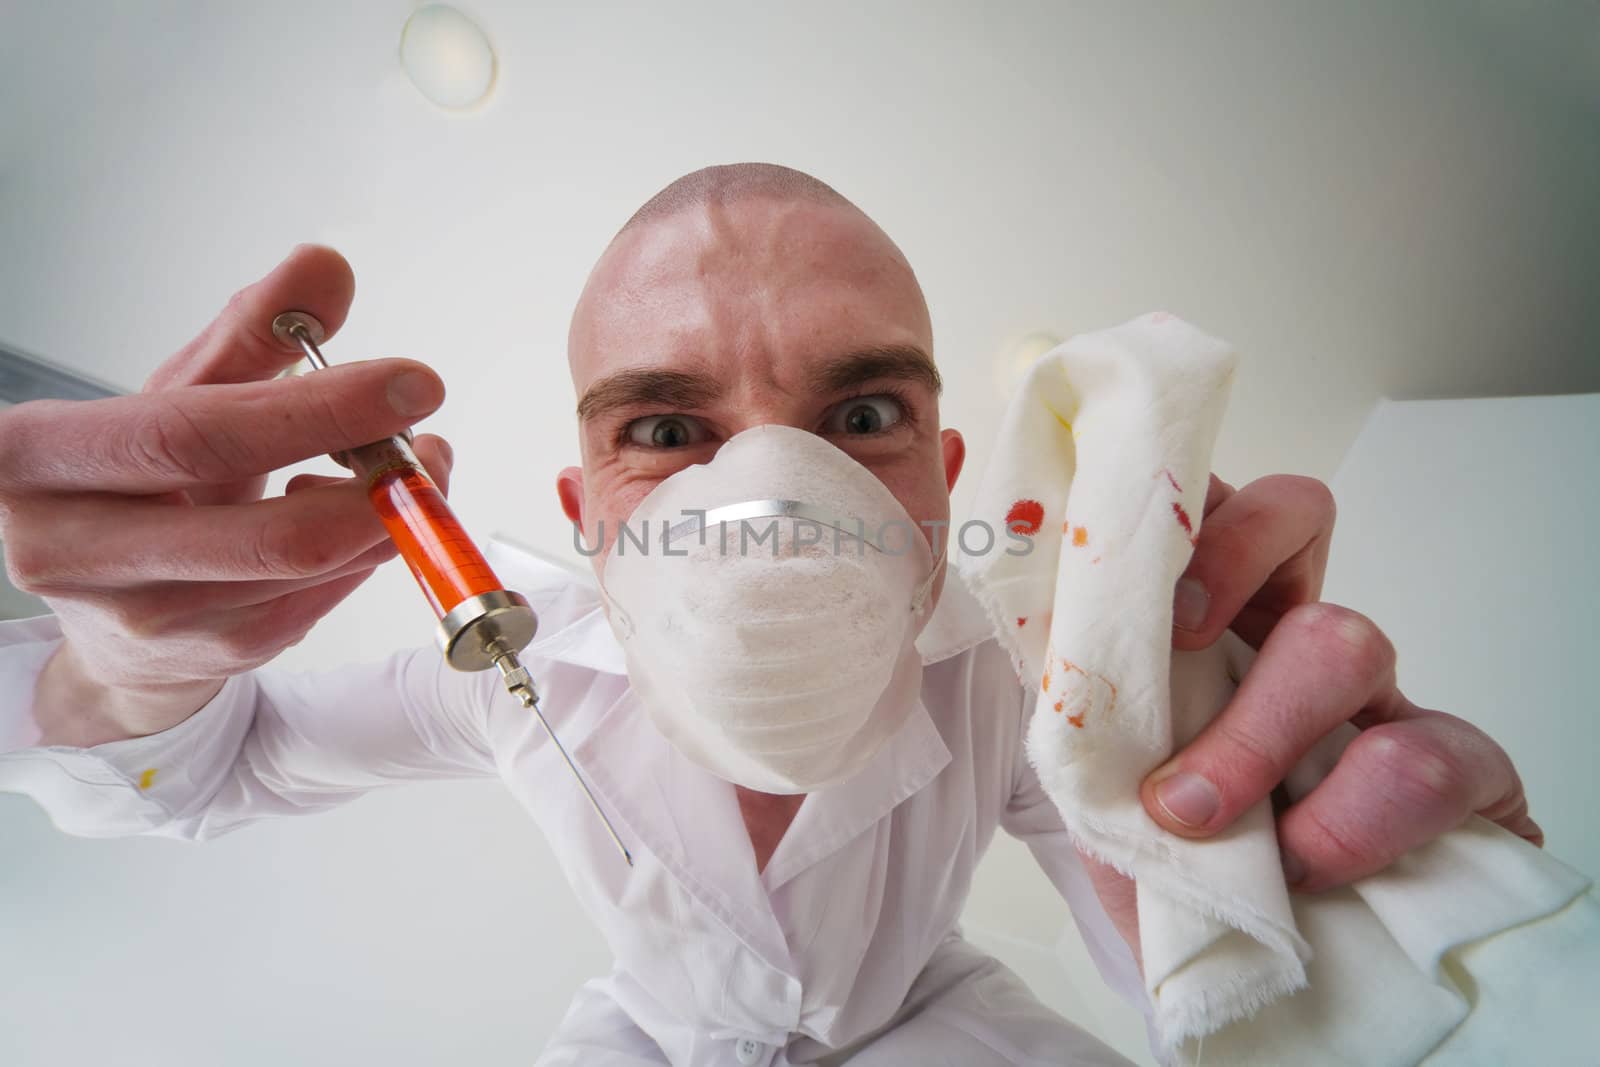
[0,245,454,747]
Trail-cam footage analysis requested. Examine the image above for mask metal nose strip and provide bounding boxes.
[664,499,889,552]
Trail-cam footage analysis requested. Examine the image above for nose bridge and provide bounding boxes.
[726,391,809,437]
[720,350,814,437]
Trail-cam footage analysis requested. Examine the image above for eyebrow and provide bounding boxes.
[807,345,943,397]
[574,344,943,422]
[576,368,724,422]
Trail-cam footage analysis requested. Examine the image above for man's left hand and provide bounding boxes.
[1083,474,1540,961]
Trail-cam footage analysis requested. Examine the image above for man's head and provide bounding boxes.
[558,163,965,592]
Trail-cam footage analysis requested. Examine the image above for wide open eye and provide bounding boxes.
[625,415,710,449]
[825,395,904,436]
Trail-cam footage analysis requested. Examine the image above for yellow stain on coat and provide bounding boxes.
[1043,402,1077,438]
[138,768,158,790]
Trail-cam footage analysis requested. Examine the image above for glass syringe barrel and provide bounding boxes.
[340,434,540,673]
[351,435,500,616]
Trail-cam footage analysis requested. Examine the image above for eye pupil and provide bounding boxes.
[845,404,882,434]
[652,419,689,447]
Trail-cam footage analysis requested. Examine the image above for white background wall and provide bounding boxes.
[2,3,1597,1065]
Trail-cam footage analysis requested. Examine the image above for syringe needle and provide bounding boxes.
[527,693,635,868]
[495,653,634,868]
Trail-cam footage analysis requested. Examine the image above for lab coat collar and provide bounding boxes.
[757,696,951,893]
[573,682,953,974]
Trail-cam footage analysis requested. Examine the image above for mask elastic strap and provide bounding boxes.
[911,548,947,617]
[595,576,635,638]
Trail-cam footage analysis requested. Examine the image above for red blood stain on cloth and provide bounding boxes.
[1017,617,1028,627]
[1172,501,1196,543]
[1005,499,1045,536]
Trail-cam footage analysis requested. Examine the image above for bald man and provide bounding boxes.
[0,165,1537,1066]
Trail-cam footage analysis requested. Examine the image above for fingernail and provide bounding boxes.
[1173,578,1209,631]
[388,370,443,417]
[1281,850,1307,887]
[1153,771,1219,828]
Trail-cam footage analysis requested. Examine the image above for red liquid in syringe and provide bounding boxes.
[367,466,504,618]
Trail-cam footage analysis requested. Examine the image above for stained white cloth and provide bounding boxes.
[961,312,1599,1064]
[0,547,1139,1067]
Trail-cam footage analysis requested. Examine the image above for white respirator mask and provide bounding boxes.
[597,424,944,794]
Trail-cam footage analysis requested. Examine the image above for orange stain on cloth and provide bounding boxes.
[138,768,158,790]
[1043,655,1119,731]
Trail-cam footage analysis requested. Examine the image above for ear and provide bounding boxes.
[556,466,585,526]
[940,428,966,493]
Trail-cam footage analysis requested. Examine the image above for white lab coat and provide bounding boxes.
[0,566,1148,1066]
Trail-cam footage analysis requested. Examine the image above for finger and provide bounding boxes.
[81,540,401,638]
[411,433,454,495]
[0,359,444,494]
[1276,709,1530,892]
[285,434,449,498]
[1349,695,1544,847]
[1172,474,1335,649]
[16,479,392,589]
[1202,473,1235,518]
[1171,475,1236,631]
[1077,846,1143,970]
[198,566,382,673]
[286,473,350,495]
[1143,602,1398,837]
[144,245,356,391]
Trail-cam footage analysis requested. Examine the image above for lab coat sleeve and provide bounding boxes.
[999,681,1161,1047]
[0,612,496,841]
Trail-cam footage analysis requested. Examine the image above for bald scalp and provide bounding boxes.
[569,162,933,388]
[618,163,858,237]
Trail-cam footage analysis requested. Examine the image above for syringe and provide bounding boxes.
[271,310,632,867]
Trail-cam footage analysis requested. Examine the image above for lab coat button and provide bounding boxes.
[734,1037,765,1064]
